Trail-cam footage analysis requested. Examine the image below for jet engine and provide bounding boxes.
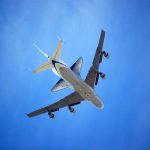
[48,112,55,119]
[102,51,110,59]
[68,106,76,113]
[100,72,106,79]
[95,72,106,85]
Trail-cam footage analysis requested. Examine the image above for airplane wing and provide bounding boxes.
[27,92,83,118]
[85,30,105,88]
[32,61,52,73]
[70,57,83,75]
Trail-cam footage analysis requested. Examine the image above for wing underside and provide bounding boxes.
[27,92,83,118]
[70,57,83,75]
[51,78,70,92]
[85,30,105,88]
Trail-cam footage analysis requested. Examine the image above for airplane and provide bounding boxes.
[27,30,109,119]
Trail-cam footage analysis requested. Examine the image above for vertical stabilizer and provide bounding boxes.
[52,40,63,60]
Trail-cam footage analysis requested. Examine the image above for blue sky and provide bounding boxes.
[0,0,150,149]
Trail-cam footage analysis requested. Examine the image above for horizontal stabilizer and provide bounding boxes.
[51,78,70,92]
[70,57,83,75]
[32,61,52,73]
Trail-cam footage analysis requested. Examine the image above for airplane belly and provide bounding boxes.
[59,68,79,87]
[59,67,95,99]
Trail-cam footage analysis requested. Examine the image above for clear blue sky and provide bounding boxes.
[0,0,150,150]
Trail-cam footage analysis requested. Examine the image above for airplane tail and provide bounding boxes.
[32,61,53,73]
[52,39,63,60]
[32,39,63,73]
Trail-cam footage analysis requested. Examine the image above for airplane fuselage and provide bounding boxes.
[60,67,95,100]
[53,62,104,108]
[51,59,67,77]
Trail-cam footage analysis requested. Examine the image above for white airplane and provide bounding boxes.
[27,30,109,119]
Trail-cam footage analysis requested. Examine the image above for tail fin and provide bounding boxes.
[52,40,63,60]
[32,39,63,73]
[70,57,83,75]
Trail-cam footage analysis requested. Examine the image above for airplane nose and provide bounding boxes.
[91,96,104,109]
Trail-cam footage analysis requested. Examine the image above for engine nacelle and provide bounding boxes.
[48,112,55,119]
[68,106,76,113]
[100,72,106,79]
[102,51,110,59]
[95,73,100,85]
